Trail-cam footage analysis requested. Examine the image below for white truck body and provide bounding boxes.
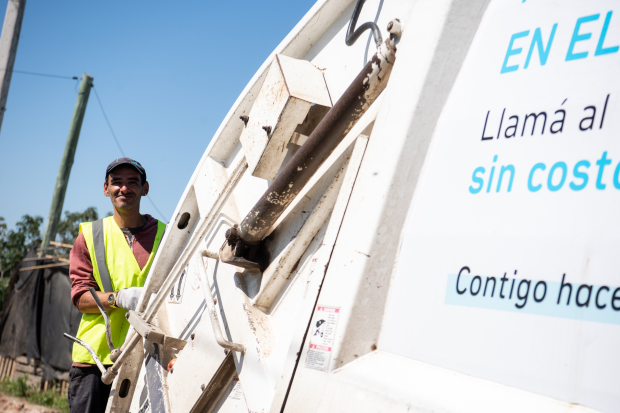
[111,0,620,411]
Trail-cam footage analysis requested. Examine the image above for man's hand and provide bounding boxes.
[77,291,115,314]
[115,287,143,311]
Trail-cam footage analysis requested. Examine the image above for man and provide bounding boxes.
[68,158,166,413]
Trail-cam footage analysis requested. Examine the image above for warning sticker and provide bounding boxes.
[303,258,319,298]
[305,305,340,371]
[228,378,243,401]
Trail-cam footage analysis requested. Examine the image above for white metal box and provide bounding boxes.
[240,54,332,181]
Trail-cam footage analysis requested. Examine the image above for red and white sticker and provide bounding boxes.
[303,258,319,298]
[305,305,340,371]
[228,377,243,401]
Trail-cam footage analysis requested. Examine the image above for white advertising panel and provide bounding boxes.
[381,1,620,411]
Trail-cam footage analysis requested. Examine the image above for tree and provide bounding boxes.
[0,207,104,278]
[0,215,43,278]
[0,208,103,310]
[56,207,99,246]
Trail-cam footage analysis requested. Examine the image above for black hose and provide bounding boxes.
[345,0,383,48]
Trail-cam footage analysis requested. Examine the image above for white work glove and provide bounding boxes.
[115,287,143,311]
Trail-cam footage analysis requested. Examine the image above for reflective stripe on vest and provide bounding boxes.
[72,216,166,365]
[92,219,113,293]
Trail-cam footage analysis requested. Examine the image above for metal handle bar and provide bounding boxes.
[62,288,122,377]
[73,249,245,386]
[89,287,117,354]
[196,251,245,354]
[64,333,107,374]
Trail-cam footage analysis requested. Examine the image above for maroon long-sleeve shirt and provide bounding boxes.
[69,214,160,367]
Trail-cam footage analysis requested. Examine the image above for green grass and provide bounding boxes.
[0,375,69,413]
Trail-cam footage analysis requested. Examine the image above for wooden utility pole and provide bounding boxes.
[41,73,93,250]
[0,0,26,133]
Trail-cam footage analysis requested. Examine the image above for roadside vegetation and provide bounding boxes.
[0,375,69,412]
[0,207,108,308]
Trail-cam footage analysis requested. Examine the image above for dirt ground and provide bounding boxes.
[0,392,57,412]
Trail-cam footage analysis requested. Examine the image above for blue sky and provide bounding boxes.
[0,0,316,230]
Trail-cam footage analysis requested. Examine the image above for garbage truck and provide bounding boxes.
[67,0,620,411]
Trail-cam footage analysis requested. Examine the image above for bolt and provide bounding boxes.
[225,227,238,242]
[262,125,272,134]
[214,297,218,305]
[239,115,249,125]
[200,384,206,391]
[233,239,245,257]
[387,18,403,37]
[371,344,377,351]
[191,333,195,340]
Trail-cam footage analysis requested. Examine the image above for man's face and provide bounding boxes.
[104,166,149,212]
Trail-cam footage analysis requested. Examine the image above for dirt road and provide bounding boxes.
[0,392,57,412]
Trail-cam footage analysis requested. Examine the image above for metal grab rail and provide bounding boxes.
[64,333,107,374]
[64,287,120,375]
[89,287,117,355]
[195,251,245,354]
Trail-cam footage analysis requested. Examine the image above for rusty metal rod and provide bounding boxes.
[239,37,396,243]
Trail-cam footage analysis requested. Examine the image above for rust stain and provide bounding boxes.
[242,302,274,359]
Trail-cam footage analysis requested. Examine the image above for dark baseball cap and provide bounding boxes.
[105,158,147,182]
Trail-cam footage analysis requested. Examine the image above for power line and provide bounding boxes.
[91,85,168,222]
[92,86,125,157]
[0,68,78,80]
[145,196,167,222]
[12,69,78,80]
[1,67,169,221]
[2,68,81,92]
[4,68,169,222]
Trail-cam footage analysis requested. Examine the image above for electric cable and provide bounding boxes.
[4,68,78,80]
[91,84,168,222]
[92,86,126,157]
[1,68,80,90]
[3,67,169,221]
[146,196,167,223]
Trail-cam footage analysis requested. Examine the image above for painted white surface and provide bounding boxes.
[316,350,598,413]
[121,0,620,411]
[381,0,620,412]
[278,54,331,107]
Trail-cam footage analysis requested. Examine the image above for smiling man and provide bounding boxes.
[67,158,166,413]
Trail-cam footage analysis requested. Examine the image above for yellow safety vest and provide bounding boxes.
[72,216,165,365]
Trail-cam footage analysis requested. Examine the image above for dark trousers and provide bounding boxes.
[68,366,112,413]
